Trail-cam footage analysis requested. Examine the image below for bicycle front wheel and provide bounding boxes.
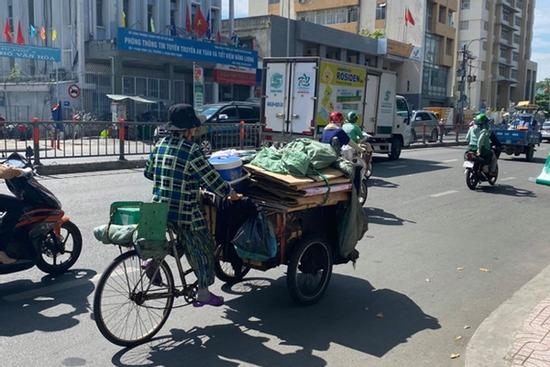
[93,250,175,347]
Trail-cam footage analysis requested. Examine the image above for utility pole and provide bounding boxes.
[229,0,234,39]
[457,44,469,127]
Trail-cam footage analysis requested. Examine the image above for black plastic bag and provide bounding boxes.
[232,212,277,262]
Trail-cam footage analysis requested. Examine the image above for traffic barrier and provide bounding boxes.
[536,153,550,186]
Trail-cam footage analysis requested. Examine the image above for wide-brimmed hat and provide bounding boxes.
[168,104,201,130]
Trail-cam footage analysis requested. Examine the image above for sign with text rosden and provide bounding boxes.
[0,42,61,62]
[117,28,257,69]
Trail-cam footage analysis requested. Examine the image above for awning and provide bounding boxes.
[106,94,156,104]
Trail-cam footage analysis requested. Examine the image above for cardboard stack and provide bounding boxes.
[244,164,351,211]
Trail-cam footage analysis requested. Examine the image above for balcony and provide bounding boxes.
[434,22,456,39]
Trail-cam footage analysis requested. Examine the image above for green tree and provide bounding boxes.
[359,28,385,39]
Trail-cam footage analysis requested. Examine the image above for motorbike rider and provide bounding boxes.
[477,117,498,176]
[144,103,241,308]
[342,111,363,144]
[0,164,25,264]
[321,111,361,153]
[466,114,484,152]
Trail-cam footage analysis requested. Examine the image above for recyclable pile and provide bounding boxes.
[244,139,353,210]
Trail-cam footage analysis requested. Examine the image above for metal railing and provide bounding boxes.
[0,120,263,164]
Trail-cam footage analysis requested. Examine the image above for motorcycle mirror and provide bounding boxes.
[25,146,34,158]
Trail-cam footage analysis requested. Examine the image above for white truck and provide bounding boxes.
[261,57,412,159]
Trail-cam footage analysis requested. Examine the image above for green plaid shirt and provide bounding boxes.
[145,134,231,231]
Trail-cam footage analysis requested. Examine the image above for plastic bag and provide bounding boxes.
[232,212,277,262]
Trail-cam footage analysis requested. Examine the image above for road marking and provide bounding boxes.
[499,177,516,182]
[387,165,407,170]
[528,177,537,183]
[443,159,458,163]
[430,190,458,198]
[2,274,101,302]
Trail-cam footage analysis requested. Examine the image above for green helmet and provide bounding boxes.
[474,113,488,126]
[347,111,358,124]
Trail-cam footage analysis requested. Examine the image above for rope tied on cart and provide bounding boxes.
[309,167,331,205]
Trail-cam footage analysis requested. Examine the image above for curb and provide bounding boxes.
[465,263,550,367]
[36,159,146,175]
[406,141,467,150]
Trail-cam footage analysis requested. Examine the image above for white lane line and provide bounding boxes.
[499,177,516,182]
[528,177,537,183]
[443,159,458,163]
[430,190,458,198]
[387,165,407,170]
[2,274,101,302]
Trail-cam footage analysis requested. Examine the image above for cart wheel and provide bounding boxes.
[287,237,333,306]
[526,145,535,162]
[214,245,251,284]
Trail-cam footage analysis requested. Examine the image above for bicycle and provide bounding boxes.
[93,202,199,347]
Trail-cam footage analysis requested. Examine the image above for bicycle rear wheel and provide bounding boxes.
[93,250,175,347]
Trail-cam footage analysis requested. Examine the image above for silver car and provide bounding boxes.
[541,121,550,142]
[411,110,440,142]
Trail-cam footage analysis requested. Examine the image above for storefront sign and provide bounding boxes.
[213,65,256,86]
[117,28,257,69]
[193,64,204,109]
[0,42,61,62]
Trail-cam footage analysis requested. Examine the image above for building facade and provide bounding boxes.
[456,0,537,110]
[250,0,458,109]
[0,0,257,121]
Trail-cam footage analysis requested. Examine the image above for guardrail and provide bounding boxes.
[0,120,263,164]
[412,123,470,145]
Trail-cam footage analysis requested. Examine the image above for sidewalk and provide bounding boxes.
[465,264,550,367]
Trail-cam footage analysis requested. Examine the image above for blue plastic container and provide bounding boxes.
[208,156,243,183]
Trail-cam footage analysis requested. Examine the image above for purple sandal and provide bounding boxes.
[193,293,224,307]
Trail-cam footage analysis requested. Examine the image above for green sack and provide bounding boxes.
[251,138,337,177]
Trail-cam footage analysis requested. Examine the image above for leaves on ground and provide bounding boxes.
[455,336,463,341]
[464,325,471,329]
[450,353,460,359]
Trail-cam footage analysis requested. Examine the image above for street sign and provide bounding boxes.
[68,84,81,99]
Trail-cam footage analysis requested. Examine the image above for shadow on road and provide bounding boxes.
[480,184,537,198]
[373,158,451,178]
[365,207,416,226]
[369,178,400,189]
[0,269,95,337]
[111,274,439,367]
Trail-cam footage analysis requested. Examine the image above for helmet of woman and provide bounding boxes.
[347,111,359,124]
[474,113,488,126]
[329,111,344,124]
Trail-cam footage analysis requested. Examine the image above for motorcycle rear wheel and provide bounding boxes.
[466,169,478,190]
[35,221,82,275]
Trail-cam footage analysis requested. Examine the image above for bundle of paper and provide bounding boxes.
[244,164,351,208]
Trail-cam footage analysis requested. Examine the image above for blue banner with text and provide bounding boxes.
[117,28,257,69]
[0,42,61,62]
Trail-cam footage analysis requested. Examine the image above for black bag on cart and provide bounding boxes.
[232,212,277,262]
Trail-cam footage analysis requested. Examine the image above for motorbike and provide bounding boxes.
[463,149,499,190]
[343,132,373,205]
[0,147,82,275]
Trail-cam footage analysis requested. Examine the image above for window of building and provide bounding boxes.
[499,66,508,77]
[148,79,159,98]
[174,80,185,103]
[28,0,34,25]
[459,20,469,30]
[511,69,518,80]
[297,6,358,25]
[349,7,358,22]
[268,0,279,4]
[446,39,454,56]
[513,51,519,62]
[484,21,489,31]
[500,47,507,58]
[422,64,449,98]
[482,61,487,70]
[503,9,511,23]
[461,0,470,10]
[513,33,520,44]
[96,0,104,27]
[170,0,177,27]
[147,3,154,32]
[376,3,386,20]
[448,10,454,27]
[211,8,220,34]
[438,6,447,23]
[483,41,487,50]
[326,47,340,60]
[486,0,490,10]
[515,16,522,26]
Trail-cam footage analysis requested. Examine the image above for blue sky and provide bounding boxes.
[222,0,249,19]
[223,0,548,81]
[533,1,550,81]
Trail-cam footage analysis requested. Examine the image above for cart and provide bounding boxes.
[207,192,353,306]
[493,104,543,162]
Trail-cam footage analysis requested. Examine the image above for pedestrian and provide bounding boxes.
[144,103,241,308]
[438,118,446,143]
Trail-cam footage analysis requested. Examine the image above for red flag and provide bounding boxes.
[185,4,192,33]
[194,6,208,37]
[16,21,25,45]
[405,8,415,26]
[3,19,12,43]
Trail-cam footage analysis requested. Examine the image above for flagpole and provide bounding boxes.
[229,0,234,39]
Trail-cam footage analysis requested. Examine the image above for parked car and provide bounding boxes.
[154,101,261,152]
[410,110,440,142]
[541,120,550,142]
